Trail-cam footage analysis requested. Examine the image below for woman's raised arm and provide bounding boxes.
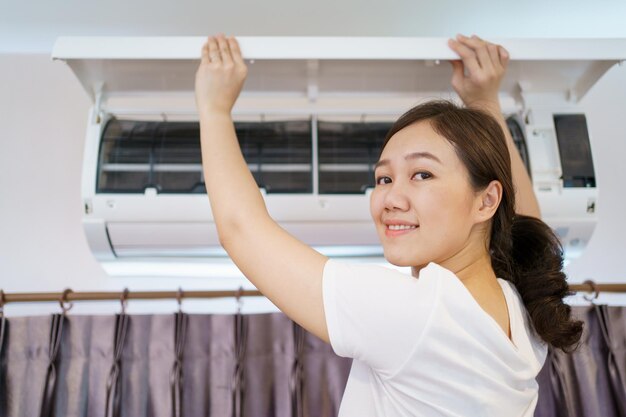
[448,34,541,219]
[195,34,330,343]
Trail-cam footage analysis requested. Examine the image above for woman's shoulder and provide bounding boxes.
[324,258,443,296]
[325,258,443,281]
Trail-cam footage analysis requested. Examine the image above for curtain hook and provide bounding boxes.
[59,288,74,315]
[177,287,184,313]
[582,280,599,302]
[120,288,129,315]
[236,286,244,315]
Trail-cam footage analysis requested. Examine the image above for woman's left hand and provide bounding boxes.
[195,34,248,116]
[447,34,509,110]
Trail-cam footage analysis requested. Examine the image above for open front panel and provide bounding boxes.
[53,37,626,103]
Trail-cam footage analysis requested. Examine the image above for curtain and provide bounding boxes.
[0,306,624,417]
[535,304,626,417]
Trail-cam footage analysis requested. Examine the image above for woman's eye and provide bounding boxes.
[376,176,392,185]
[412,171,432,180]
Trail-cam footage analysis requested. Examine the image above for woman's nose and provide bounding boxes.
[383,181,410,211]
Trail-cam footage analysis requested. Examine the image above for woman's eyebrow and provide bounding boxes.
[374,151,442,170]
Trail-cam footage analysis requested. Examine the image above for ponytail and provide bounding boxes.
[490,212,583,353]
[508,215,583,353]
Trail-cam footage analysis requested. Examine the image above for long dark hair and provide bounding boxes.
[381,100,583,353]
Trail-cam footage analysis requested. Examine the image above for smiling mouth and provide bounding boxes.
[385,224,419,237]
[387,224,418,231]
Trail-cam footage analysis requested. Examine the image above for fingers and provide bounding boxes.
[216,34,233,66]
[207,36,221,64]
[448,37,481,76]
[487,43,501,70]
[449,59,464,74]
[472,35,509,71]
[201,41,210,64]
[451,34,508,75]
[228,36,245,67]
[498,45,510,68]
[202,34,245,70]
[449,60,465,82]
[460,35,495,74]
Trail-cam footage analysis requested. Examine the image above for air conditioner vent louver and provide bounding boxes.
[318,121,390,194]
[97,118,313,194]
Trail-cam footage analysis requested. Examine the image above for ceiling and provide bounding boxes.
[2,0,626,54]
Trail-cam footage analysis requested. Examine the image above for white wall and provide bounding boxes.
[1,2,626,315]
[2,0,626,53]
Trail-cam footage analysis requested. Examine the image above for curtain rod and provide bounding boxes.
[1,281,625,306]
[0,288,261,305]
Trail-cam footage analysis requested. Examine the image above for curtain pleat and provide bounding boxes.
[232,312,246,417]
[170,312,188,417]
[0,307,624,417]
[39,314,65,417]
[597,305,626,416]
[290,322,305,417]
[105,313,130,417]
[0,313,8,416]
[240,313,291,417]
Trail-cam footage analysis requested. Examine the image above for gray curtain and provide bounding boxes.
[535,304,626,417]
[0,306,624,417]
[0,312,350,417]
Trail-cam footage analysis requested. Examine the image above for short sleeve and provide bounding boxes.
[322,259,440,378]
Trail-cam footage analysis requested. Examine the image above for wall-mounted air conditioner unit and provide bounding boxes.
[52,37,626,276]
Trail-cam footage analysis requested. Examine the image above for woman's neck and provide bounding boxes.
[411,249,497,285]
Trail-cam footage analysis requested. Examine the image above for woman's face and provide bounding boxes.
[370,120,483,269]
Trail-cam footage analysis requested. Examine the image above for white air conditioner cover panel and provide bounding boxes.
[52,37,626,102]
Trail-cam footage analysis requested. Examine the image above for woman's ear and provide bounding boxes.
[475,180,502,222]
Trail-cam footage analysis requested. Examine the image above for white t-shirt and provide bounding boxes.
[322,259,548,417]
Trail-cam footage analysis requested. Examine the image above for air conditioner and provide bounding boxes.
[52,37,626,276]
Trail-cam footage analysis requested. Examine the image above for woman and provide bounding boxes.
[194,34,583,416]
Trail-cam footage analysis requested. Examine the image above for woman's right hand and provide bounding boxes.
[447,34,509,111]
[195,34,248,116]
